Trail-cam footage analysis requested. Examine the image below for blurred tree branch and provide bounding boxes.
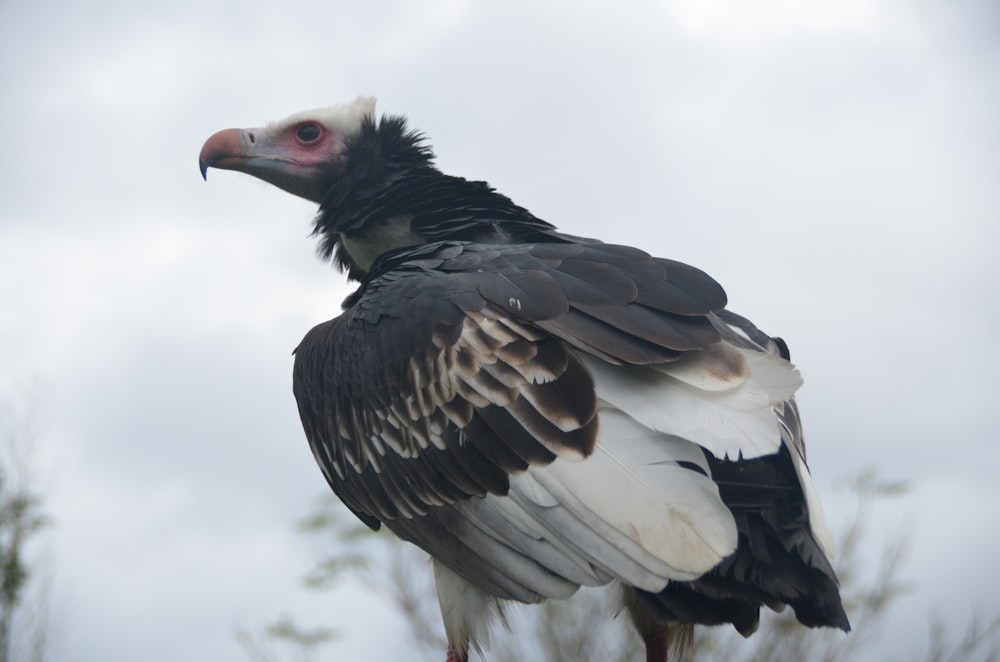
[0,393,52,662]
[243,469,1000,661]
[689,469,911,662]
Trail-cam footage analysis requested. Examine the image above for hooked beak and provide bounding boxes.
[199,128,254,180]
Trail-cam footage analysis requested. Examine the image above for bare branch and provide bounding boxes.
[245,469,1000,661]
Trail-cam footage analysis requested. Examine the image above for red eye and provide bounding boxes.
[295,123,323,144]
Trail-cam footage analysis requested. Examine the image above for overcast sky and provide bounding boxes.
[1,0,998,660]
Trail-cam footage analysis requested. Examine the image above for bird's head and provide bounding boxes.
[201,98,549,281]
[199,96,376,203]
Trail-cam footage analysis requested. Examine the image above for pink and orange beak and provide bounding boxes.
[199,128,254,180]
[198,124,339,203]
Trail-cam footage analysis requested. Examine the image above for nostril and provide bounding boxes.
[247,132,256,143]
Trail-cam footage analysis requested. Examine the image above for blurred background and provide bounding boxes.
[1,0,997,660]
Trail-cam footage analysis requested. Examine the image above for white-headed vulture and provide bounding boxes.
[200,97,849,661]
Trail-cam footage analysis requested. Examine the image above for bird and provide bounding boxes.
[200,97,850,661]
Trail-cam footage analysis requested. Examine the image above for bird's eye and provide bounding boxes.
[295,123,323,144]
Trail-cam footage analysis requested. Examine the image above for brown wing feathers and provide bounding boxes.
[293,240,726,529]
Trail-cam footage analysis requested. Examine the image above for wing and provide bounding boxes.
[622,310,847,634]
[293,240,807,603]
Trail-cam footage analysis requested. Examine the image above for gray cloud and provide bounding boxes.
[2,0,997,659]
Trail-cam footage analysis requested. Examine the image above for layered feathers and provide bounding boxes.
[203,101,849,660]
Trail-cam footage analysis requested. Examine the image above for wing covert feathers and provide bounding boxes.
[293,238,846,633]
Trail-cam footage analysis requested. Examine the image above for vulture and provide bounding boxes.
[200,97,849,661]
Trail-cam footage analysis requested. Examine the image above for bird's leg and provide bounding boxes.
[642,622,695,662]
[623,587,683,662]
[445,644,467,662]
[641,627,670,662]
